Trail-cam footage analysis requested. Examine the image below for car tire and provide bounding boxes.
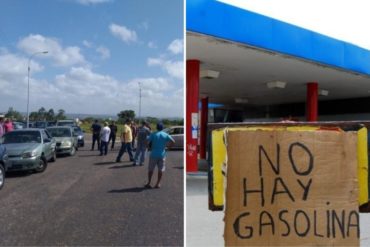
[35,157,47,173]
[0,164,5,190]
[50,150,56,162]
[70,146,76,156]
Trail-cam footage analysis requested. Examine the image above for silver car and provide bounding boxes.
[0,144,10,189]
[1,129,56,173]
[163,126,184,149]
[46,126,78,156]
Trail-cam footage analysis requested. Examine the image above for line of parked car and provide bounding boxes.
[0,120,85,190]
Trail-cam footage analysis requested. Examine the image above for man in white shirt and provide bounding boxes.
[100,122,111,156]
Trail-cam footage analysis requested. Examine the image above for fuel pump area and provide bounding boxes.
[186,0,370,245]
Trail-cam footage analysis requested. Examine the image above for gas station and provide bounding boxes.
[186,0,370,245]
[186,0,370,172]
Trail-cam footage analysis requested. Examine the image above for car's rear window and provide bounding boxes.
[3,131,41,144]
[47,128,72,137]
[57,121,74,126]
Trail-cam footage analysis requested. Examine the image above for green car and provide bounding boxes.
[46,126,78,156]
[1,129,56,173]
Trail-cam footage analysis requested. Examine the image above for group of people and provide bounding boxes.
[0,115,14,138]
[90,119,175,188]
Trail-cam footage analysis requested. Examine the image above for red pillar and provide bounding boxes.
[306,82,318,121]
[200,97,208,159]
[186,60,200,172]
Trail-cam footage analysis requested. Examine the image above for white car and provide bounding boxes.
[56,120,76,127]
[163,126,184,149]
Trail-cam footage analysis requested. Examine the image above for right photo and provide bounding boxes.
[185,0,370,246]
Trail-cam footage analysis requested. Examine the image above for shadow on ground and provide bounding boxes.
[108,186,152,193]
[78,154,101,157]
[6,171,33,178]
[94,161,117,165]
[108,164,136,169]
[172,166,183,170]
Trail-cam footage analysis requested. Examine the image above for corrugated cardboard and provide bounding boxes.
[224,130,359,246]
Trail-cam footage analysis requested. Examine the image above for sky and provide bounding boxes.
[218,0,370,50]
[0,0,184,118]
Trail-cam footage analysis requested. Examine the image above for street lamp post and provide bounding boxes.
[27,51,48,128]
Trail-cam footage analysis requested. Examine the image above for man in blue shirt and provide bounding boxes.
[145,122,175,189]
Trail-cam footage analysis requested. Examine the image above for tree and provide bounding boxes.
[56,109,67,120]
[38,107,47,120]
[5,107,23,121]
[29,112,39,121]
[117,110,135,123]
[46,108,55,121]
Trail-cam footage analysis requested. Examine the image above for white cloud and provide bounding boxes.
[17,34,86,67]
[139,21,149,31]
[0,52,43,77]
[75,0,112,5]
[82,40,93,48]
[164,60,183,79]
[148,41,157,49]
[167,39,183,54]
[147,57,163,66]
[147,57,183,79]
[109,23,138,43]
[96,46,110,59]
[82,41,111,59]
[0,59,183,117]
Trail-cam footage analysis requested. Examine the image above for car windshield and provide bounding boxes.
[73,126,82,133]
[3,131,41,144]
[35,122,47,128]
[47,128,71,137]
[57,121,74,126]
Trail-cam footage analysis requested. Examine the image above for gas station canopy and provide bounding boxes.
[186,0,370,107]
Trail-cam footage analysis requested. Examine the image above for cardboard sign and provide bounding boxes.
[224,130,360,246]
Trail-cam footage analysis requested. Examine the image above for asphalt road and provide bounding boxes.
[0,141,184,246]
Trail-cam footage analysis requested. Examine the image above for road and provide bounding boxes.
[0,142,183,246]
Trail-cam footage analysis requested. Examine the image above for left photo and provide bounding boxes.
[0,0,184,246]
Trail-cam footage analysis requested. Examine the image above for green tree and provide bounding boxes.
[46,108,55,121]
[5,107,23,121]
[37,107,47,120]
[29,111,38,121]
[117,110,135,123]
[56,109,67,120]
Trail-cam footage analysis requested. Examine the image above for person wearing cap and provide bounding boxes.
[144,122,175,189]
[116,119,134,162]
[133,120,151,166]
[99,122,111,156]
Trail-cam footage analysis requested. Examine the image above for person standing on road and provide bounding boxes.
[108,121,118,150]
[100,122,111,156]
[115,119,134,162]
[130,120,137,151]
[133,120,151,166]
[4,118,13,133]
[0,115,5,137]
[145,122,175,189]
[91,120,101,151]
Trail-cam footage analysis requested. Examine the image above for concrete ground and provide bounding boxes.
[186,174,370,246]
[0,144,183,246]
